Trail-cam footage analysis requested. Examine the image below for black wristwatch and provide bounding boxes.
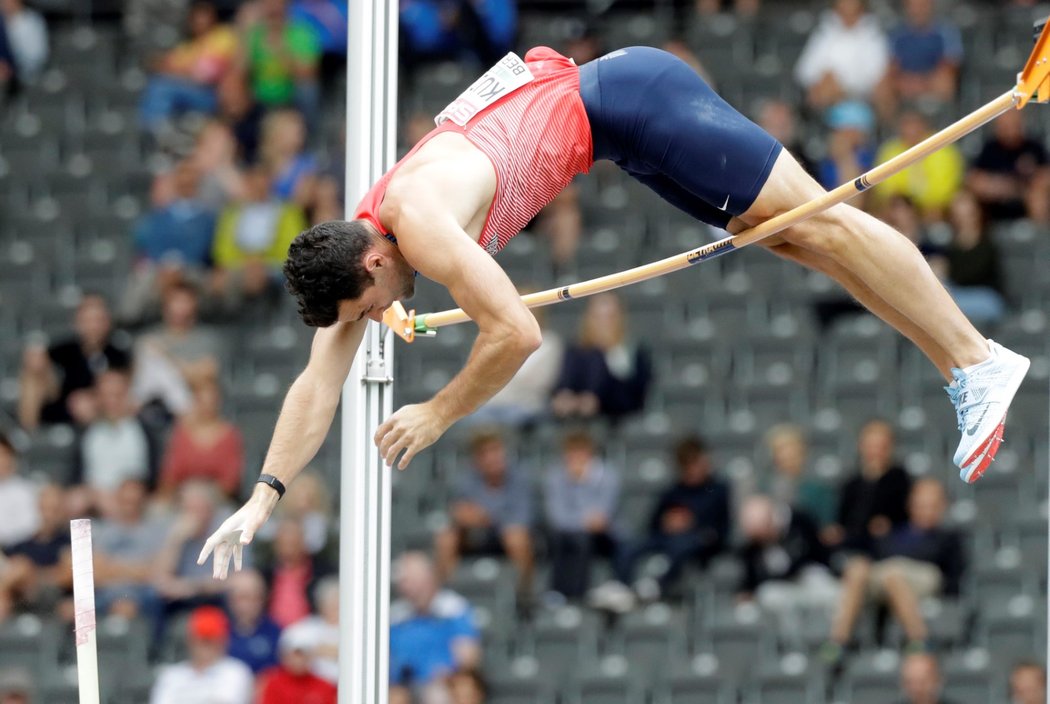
[257,474,287,500]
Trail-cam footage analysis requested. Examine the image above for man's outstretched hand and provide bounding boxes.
[197,486,279,580]
[374,401,452,470]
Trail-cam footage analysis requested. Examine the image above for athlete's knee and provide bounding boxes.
[783,205,870,258]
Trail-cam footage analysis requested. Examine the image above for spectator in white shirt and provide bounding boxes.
[0,0,47,83]
[794,0,889,111]
[77,369,152,512]
[0,432,39,550]
[281,576,340,684]
[149,605,253,704]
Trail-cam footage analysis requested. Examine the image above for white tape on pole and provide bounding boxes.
[339,0,397,700]
[71,519,100,704]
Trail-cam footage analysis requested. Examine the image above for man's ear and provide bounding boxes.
[363,250,384,273]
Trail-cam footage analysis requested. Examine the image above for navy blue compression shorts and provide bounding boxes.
[578,46,783,229]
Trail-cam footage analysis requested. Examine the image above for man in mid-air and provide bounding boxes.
[199,46,1029,578]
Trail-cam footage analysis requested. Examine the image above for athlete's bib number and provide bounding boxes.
[435,53,535,127]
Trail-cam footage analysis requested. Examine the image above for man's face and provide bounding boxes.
[114,480,146,521]
[1011,665,1047,704]
[395,555,437,611]
[740,497,777,543]
[335,251,416,325]
[163,289,198,329]
[904,0,933,26]
[901,654,940,703]
[898,112,928,147]
[227,571,265,624]
[474,440,507,482]
[282,648,311,675]
[188,636,226,667]
[564,444,592,480]
[179,485,215,536]
[188,3,216,36]
[859,421,894,471]
[75,297,111,348]
[96,372,130,420]
[835,0,864,26]
[909,480,946,531]
[770,434,806,476]
[680,454,710,485]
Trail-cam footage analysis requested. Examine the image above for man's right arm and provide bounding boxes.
[255,319,367,496]
[198,319,366,579]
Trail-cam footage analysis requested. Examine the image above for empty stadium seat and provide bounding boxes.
[841,650,902,704]
[565,655,649,704]
[527,606,602,685]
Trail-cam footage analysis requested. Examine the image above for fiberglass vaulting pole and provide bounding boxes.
[340,0,398,701]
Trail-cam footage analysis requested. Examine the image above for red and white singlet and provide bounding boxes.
[354,47,594,255]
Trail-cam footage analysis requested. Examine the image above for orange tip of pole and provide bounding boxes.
[383,301,415,343]
[1016,15,1050,108]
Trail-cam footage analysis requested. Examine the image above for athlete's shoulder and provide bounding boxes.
[522,46,577,70]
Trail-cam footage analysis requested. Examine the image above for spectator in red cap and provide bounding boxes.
[149,606,253,704]
[257,626,337,704]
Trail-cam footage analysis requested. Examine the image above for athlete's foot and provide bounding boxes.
[945,340,1030,483]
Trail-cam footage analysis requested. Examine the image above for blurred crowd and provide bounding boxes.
[1,0,1048,702]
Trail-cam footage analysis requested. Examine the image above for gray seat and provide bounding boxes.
[0,615,60,678]
[565,655,649,704]
[446,558,516,630]
[752,658,825,704]
[842,651,903,704]
[1005,507,1049,574]
[487,656,551,704]
[655,654,732,704]
[942,649,996,704]
[978,595,1045,670]
[611,603,687,677]
[528,606,602,685]
[698,603,772,684]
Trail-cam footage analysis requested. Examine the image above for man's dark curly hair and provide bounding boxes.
[284,220,376,327]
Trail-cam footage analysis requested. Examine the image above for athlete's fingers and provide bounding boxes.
[374,417,394,446]
[219,543,233,580]
[398,444,420,471]
[379,426,405,459]
[198,536,216,565]
[233,543,243,573]
[211,542,227,580]
[384,433,409,467]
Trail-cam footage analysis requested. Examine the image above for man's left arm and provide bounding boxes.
[450,607,482,671]
[375,203,541,469]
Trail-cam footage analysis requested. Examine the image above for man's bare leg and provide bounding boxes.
[878,566,929,643]
[739,150,989,371]
[829,556,872,645]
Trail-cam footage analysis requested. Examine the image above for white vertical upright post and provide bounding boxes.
[70,519,100,704]
[340,0,398,701]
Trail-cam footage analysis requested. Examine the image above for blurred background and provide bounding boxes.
[0,0,1047,702]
